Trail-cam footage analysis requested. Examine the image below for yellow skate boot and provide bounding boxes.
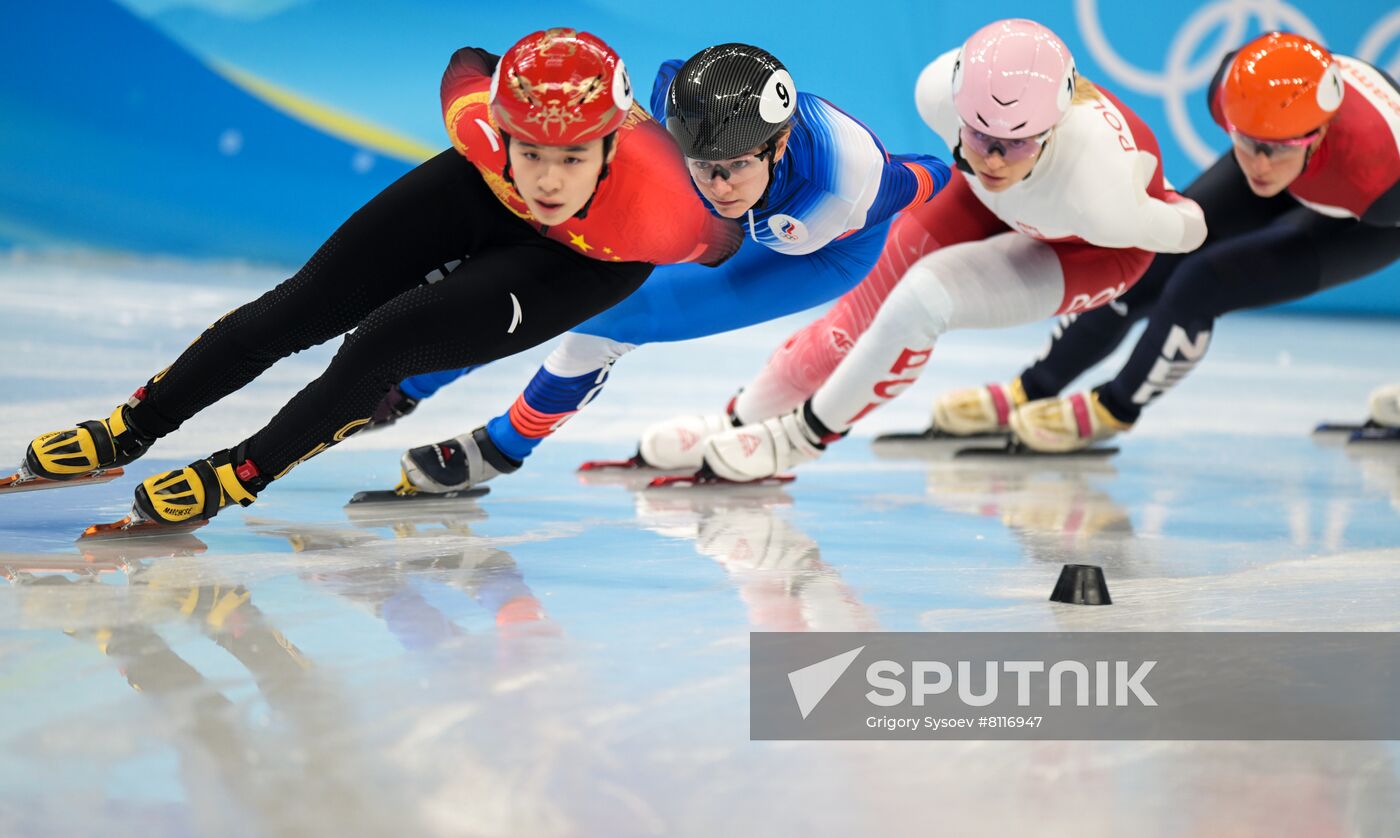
[1009,390,1132,454]
[132,447,265,527]
[932,378,1027,436]
[10,390,158,493]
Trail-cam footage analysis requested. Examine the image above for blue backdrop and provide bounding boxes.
[2,0,1397,314]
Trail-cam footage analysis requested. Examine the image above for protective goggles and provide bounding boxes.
[959,124,1051,163]
[686,144,775,183]
[1227,127,1319,159]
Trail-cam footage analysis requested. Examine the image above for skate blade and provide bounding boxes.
[0,467,125,496]
[577,455,648,471]
[873,428,1007,444]
[346,485,490,506]
[955,440,1119,459]
[3,533,208,581]
[1,552,129,581]
[79,532,209,561]
[1313,421,1377,435]
[576,463,693,489]
[647,472,796,489]
[77,514,207,542]
[1348,426,1400,444]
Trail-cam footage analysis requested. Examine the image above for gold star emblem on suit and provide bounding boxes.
[567,230,593,252]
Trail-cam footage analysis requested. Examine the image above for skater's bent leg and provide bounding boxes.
[129,150,501,437]
[484,333,638,462]
[399,367,480,400]
[1011,241,1157,399]
[810,233,1066,432]
[1017,257,1170,399]
[467,233,880,472]
[733,212,941,421]
[1018,153,1285,401]
[1096,210,1400,424]
[238,246,650,480]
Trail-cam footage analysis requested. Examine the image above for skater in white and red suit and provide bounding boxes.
[929,31,1400,453]
[665,18,1208,481]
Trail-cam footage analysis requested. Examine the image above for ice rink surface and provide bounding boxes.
[1,253,1398,836]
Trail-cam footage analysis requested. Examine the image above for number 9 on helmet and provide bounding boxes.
[665,43,796,161]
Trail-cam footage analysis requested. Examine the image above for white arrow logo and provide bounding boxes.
[788,646,864,719]
[507,292,523,334]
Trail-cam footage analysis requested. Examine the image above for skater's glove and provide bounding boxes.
[467,48,501,73]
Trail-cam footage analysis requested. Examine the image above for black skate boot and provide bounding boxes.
[399,427,520,495]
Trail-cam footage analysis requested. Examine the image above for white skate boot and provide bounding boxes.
[638,413,737,469]
[1353,384,1400,443]
[1368,384,1400,429]
[702,410,827,482]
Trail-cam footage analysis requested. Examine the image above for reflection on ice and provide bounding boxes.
[2,254,1400,835]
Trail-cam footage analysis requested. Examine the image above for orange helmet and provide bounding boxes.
[490,28,633,145]
[1220,32,1344,140]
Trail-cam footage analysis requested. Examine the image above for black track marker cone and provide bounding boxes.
[1050,564,1112,605]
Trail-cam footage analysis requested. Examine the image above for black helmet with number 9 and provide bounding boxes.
[665,44,797,161]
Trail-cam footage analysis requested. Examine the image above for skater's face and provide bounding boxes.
[687,133,790,218]
[1230,126,1325,197]
[959,129,1047,193]
[510,138,616,223]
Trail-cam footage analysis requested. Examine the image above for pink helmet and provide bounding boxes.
[952,19,1076,139]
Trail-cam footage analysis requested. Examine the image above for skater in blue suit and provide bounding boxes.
[388,43,951,494]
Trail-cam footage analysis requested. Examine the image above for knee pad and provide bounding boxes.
[887,264,956,339]
[1155,252,1230,325]
[546,332,637,377]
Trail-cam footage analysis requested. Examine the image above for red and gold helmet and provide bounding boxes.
[489,28,633,145]
[1221,31,1344,140]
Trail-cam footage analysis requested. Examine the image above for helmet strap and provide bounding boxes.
[1300,125,1328,173]
[573,132,617,220]
[951,142,974,175]
[500,131,515,188]
[752,140,780,212]
[1023,136,1051,182]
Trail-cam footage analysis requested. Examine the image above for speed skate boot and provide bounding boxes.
[1369,384,1400,428]
[1009,390,1131,454]
[399,427,519,495]
[1353,384,1400,443]
[932,378,1027,436]
[702,404,842,483]
[1371,383,1400,427]
[131,445,266,527]
[8,389,158,493]
[636,404,743,469]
